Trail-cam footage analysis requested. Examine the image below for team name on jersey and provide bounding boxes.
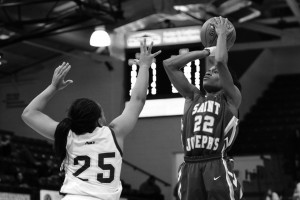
[192,100,221,115]
[186,135,220,151]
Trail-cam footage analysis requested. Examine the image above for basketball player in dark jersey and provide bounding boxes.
[163,16,243,200]
[21,39,161,200]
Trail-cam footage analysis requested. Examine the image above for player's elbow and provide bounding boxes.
[21,109,30,122]
[130,94,146,105]
[163,59,178,73]
[138,97,146,105]
[215,57,227,67]
[163,59,173,69]
[21,108,35,123]
[163,59,169,68]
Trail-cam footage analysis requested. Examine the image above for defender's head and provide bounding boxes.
[68,98,106,134]
[54,98,106,162]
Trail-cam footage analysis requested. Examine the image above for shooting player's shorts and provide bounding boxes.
[177,154,243,200]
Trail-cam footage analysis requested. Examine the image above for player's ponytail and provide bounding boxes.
[54,118,72,163]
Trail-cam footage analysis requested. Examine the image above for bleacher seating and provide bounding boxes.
[229,73,300,200]
[232,73,300,155]
[0,132,165,200]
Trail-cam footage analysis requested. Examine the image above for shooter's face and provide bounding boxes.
[203,66,221,92]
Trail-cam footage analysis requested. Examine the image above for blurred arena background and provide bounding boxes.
[0,0,300,200]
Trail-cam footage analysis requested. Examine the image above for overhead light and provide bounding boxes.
[0,59,8,66]
[90,27,111,47]
[0,28,15,40]
[218,0,252,16]
[173,5,189,12]
[212,0,261,23]
[238,8,261,23]
[0,34,10,40]
[226,6,261,23]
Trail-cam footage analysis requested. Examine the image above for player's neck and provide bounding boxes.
[205,90,221,96]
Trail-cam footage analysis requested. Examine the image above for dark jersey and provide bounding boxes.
[181,92,239,157]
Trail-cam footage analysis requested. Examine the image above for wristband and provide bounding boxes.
[203,48,210,56]
[204,46,216,57]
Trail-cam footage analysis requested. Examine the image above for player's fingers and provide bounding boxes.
[143,38,147,53]
[225,18,231,30]
[140,40,144,53]
[62,64,71,76]
[147,41,153,53]
[60,65,71,80]
[225,18,234,32]
[57,62,66,74]
[65,80,73,86]
[54,66,60,75]
[152,50,161,57]
[213,17,219,25]
[60,62,70,75]
[222,17,227,25]
[224,18,229,29]
[217,16,222,25]
[213,17,217,23]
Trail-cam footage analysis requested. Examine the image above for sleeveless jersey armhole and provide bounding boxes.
[108,127,123,157]
[184,91,202,114]
[221,92,240,120]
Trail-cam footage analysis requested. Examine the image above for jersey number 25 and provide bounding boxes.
[73,152,115,183]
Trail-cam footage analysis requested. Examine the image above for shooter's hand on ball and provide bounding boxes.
[214,16,233,37]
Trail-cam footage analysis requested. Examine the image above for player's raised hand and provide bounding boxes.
[214,16,234,36]
[51,62,73,90]
[133,38,161,68]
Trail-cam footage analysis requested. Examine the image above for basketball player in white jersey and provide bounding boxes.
[21,39,161,200]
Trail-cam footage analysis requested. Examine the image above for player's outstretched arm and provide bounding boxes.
[21,62,73,140]
[110,39,161,149]
[214,16,241,109]
[163,50,210,99]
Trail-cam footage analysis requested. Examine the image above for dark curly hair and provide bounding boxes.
[54,98,105,162]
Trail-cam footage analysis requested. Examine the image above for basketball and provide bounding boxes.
[200,17,236,50]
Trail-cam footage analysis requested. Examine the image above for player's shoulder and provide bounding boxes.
[192,89,205,100]
[101,126,120,142]
[183,91,204,114]
[218,92,239,117]
[76,126,112,141]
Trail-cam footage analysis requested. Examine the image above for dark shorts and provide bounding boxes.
[177,157,243,200]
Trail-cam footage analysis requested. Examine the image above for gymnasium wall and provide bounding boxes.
[239,46,300,120]
[0,54,125,141]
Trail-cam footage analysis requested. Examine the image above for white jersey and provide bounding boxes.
[60,126,123,200]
